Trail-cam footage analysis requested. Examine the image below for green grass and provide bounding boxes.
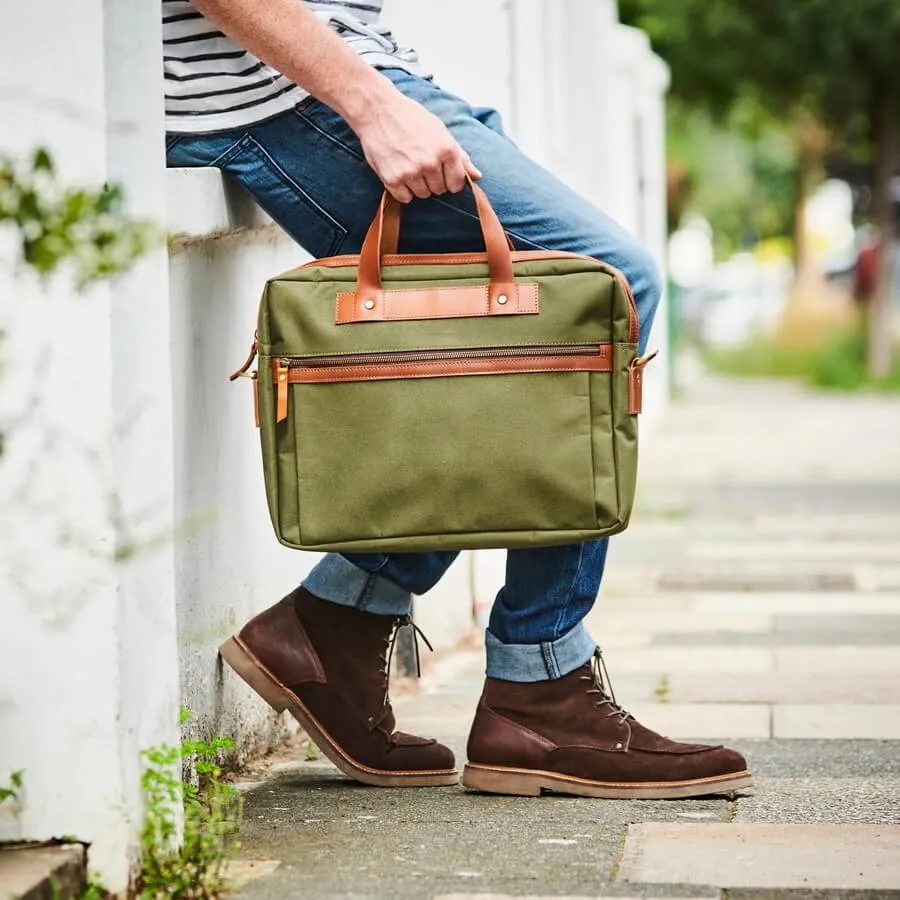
[705,325,900,392]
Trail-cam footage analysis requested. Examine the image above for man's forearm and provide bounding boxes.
[191,0,395,130]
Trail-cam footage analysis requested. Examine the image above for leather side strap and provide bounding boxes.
[628,350,659,415]
[628,361,644,415]
[274,359,288,422]
[252,374,260,428]
[336,283,539,324]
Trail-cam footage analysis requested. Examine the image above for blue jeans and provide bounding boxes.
[167,69,661,683]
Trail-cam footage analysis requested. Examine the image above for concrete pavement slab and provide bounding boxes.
[774,615,900,637]
[605,648,773,675]
[687,540,900,563]
[775,647,900,674]
[233,772,729,900]
[690,594,900,616]
[617,823,900,890]
[773,705,900,740]
[434,896,717,900]
[733,777,900,825]
[719,889,900,899]
[726,739,900,779]
[665,672,900,705]
[601,612,773,635]
[653,630,900,647]
[656,570,857,594]
[693,513,900,539]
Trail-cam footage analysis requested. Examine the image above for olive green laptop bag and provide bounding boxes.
[231,182,654,553]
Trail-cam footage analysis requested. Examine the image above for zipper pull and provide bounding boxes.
[229,335,258,381]
[275,359,289,423]
[628,350,658,415]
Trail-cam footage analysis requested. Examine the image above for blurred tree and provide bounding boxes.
[620,0,900,378]
[666,100,796,259]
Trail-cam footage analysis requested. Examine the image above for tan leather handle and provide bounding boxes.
[379,192,515,254]
[357,178,516,305]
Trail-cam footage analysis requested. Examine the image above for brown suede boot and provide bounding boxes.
[219,587,457,786]
[463,649,752,799]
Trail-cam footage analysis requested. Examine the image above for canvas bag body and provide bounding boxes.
[235,184,651,553]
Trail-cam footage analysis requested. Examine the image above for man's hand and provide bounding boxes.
[352,91,482,203]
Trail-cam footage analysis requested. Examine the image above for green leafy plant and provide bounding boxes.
[0,147,159,464]
[0,769,24,805]
[0,148,158,287]
[137,711,242,899]
[76,880,108,900]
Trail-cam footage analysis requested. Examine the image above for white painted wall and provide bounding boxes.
[0,0,180,890]
[166,172,308,756]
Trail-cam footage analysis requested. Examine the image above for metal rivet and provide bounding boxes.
[364,299,376,310]
[278,374,286,382]
[497,294,508,305]
[615,742,623,750]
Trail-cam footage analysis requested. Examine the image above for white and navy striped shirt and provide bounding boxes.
[163,0,424,133]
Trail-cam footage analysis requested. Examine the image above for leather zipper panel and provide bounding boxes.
[274,343,612,386]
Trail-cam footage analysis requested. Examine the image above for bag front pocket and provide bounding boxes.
[275,344,613,549]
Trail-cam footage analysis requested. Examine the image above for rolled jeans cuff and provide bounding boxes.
[302,554,413,616]
[485,623,596,682]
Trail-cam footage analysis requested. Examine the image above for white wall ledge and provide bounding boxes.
[166,167,274,242]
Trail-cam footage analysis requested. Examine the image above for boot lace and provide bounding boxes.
[369,616,434,732]
[580,647,632,726]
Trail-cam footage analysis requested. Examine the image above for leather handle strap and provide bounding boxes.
[379,192,515,255]
[357,178,516,305]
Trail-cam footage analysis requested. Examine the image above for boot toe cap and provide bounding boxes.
[388,733,456,772]
[707,745,748,777]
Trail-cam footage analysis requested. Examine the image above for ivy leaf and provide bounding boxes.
[32,148,53,173]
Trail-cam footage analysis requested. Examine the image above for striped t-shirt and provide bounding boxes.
[162,0,425,134]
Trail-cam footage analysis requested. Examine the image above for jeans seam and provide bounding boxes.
[551,543,585,642]
[292,107,368,165]
[245,135,349,243]
[208,135,251,169]
[430,194,550,252]
[356,574,378,612]
[540,641,560,679]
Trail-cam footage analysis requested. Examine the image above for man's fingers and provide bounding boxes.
[442,153,468,194]
[406,174,432,201]
[386,180,413,204]
[422,165,448,197]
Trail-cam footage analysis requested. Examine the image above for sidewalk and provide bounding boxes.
[231,372,900,899]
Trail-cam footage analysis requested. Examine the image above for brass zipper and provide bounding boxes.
[281,343,605,369]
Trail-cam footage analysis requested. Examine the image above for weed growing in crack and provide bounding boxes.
[137,710,242,899]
